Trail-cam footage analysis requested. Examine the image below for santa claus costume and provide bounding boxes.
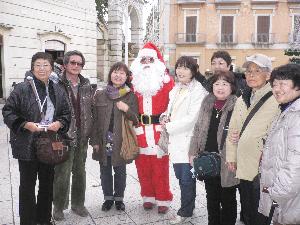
[130,42,174,213]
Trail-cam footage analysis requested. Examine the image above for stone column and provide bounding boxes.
[108,0,123,66]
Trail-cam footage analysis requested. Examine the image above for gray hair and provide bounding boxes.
[63,50,85,67]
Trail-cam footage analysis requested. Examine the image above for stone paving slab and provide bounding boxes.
[0,109,245,225]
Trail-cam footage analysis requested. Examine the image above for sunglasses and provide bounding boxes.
[69,61,83,67]
[140,57,154,64]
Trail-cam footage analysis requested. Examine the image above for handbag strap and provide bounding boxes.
[240,91,272,137]
[26,76,45,120]
[219,110,233,151]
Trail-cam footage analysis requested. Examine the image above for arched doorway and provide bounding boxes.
[44,40,65,61]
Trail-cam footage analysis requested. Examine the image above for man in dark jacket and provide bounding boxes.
[53,50,94,221]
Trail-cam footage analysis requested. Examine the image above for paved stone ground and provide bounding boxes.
[0,104,244,225]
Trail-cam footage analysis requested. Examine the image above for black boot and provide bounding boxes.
[101,200,114,211]
[115,201,125,211]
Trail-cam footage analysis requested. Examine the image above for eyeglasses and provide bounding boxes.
[69,61,83,67]
[140,57,154,64]
[34,64,51,69]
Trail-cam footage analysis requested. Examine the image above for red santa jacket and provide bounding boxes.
[133,76,174,155]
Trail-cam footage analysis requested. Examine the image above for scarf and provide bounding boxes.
[105,84,131,100]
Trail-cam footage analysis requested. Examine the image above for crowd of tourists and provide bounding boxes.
[2,43,300,225]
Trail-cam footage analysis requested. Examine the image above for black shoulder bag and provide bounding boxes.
[27,77,70,165]
[193,110,233,180]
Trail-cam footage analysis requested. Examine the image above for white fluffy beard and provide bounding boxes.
[131,59,166,97]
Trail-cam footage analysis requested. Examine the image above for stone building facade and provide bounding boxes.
[160,0,298,74]
[0,0,97,99]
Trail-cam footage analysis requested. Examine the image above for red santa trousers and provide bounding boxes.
[135,154,173,206]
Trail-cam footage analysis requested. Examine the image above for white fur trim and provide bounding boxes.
[156,200,171,207]
[145,125,156,146]
[143,96,152,115]
[139,146,158,155]
[134,126,144,135]
[143,197,156,204]
[138,48,157,59]
[163,74,170,83]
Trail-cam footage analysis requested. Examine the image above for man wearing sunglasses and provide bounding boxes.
[53,50,94,221]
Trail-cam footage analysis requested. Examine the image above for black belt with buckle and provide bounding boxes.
[139,114,161,125]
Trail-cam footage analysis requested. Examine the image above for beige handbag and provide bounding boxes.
[158,127,169,153]
[120,115,139,161]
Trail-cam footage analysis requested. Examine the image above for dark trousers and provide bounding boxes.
[18,160,54,225]
[204,176,237,225]
[100,157,126,201]
[173,163,196,217]
[239,179,268,225]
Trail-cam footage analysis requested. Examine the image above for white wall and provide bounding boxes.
[0,0,97,98]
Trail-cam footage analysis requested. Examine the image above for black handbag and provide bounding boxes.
[193,151,221,180]
[35,130,70,165]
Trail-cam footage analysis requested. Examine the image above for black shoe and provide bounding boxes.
[115,201,125,211]
[101,200,114,211]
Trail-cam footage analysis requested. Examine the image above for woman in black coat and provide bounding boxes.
[2,52,70,225]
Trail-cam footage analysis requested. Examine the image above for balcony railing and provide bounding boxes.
[251,33,275,45]
[216,33,238,44]
[176,33,206,44]
[177,0,206,3]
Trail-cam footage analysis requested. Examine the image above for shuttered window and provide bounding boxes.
[293,15,300,42]
[257,16,270,42]
[185,10,197,42]
[186,16,197,42]
[221,16,233,43]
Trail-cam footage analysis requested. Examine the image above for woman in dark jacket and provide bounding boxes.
[189,71,239,225]
[90,62,138,212]
[2,52,71,225]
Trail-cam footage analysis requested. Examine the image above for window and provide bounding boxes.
[292,15,300,42]
[257,16,270,43]
[184,10,198,42]
[221,16,234,43]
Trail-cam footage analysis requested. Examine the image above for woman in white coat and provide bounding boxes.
[160,56,208,224]
[259,63,300,225]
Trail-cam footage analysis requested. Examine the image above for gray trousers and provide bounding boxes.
[53,142,88,210]
[100,157,126,201]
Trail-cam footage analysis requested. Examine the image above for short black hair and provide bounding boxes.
[63,50,85,67]
[209,70,237,95]
[175,56,198,79]
[211,51,232,67]
[107,62,131,87]
[31,52,54,71]
[270,63,300,90]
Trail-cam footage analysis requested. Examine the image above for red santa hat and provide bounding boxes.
[138,42,165,63]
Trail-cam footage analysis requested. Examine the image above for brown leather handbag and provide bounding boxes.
[35,130,70,165]
[120,115,139,161]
